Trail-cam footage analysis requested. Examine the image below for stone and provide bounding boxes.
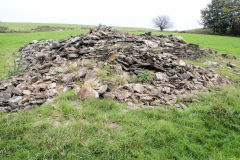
[182,73,191,80]
[161,87,171,94]
[203,60,219,68]
[221,54,237,60]
[155,72,168,81]
[103,92,116,99]
[48,89,58,97]
[9,96,23,104]
[31,76,38,83]
[115,90,132,100]
[98,85,108,95]
[68,54,79,58]
[49,83,57,89]
[31,40,39,44]
[227,62,237,68]
[50,41,61,49]
[77,86,99,100]
[22,90,31,95]
[72,37,81,43]
[84,71,97,86]
[144,40,158,48]
[77,68,87,78]
[133,84,144,93]
[113,64,123,74]
[85,71,97,81]
[177,60,186,66]
[37,53,47,61]
[181,97,193,102]
[62,73,75,83]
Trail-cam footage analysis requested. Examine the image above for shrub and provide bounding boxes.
[137,70,153,83]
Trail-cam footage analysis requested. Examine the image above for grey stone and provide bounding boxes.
[31,76,38,83]
[22,90,31,95]
[133,84,144,93]
[98,85,108,95]
[114,64,123,74]
[77,68,87,78]
[77,86,99,100]
[9,96,23,104]
[50,41,61,49]
[62,73,75,83]
[155,72,168,81]
[227,62,237,68]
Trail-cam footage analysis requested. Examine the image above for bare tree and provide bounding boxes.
[153,15,173,32]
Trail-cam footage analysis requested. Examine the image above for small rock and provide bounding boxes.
[9,96,23,104]
[23,90,31,95]
[62,73,75,83]
[84,71,97,82]
[133,84,144,93]
[144,40,158,48]
[72,37,81,43]
[103,92,116,99]
[77,86,99,100]
[182,97,193,102]
[68,54,79,59]
[115,90,132,100]
[48,89,58,97]
[203,60,219,68]
[31,76,38,83]
[155,72,168,81]
[113,64,123,75]
[98,85,108,95]
[227,62,237,68]
[177,60,186,66]
[77,68,87,78]
[49,83,57,89]
[50,41,61,49]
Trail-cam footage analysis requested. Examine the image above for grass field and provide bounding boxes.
[0,22,240,159]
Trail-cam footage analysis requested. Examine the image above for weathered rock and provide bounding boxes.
[144,40,158,48]
[221,54,237,60]
[113,64,123,75]
[204,60,220,68]
[115,90,132,101]
[77,86,99,100]
[50,41,61,49]
[103,92,116,99]
[133,84,144,93]
[155,72,168,81]
[98,85,108,95]
[22,90,31,95]
[227,62,237,68]
[62,73,75,83]
[77,68,87,78]
[30,76,38,83]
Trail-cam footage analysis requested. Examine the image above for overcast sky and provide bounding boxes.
[0,0,211,30]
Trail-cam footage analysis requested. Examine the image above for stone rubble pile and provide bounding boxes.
[0,25,227,111]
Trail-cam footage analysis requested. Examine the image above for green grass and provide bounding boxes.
[0,86,239,159]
